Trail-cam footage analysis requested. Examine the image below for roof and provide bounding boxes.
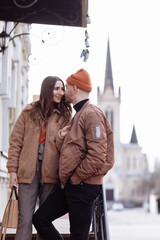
[104,39,114,92]
[130,125,138,144]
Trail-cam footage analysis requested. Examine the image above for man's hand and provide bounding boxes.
[10,172,18,189]
[59,124,71,137]
[70,175,81,185]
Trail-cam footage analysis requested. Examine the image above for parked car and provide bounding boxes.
[124,202,135,208]
[112,202,124,211]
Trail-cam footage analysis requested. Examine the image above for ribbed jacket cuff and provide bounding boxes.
[71,172,82,184]
[7,168,17,173]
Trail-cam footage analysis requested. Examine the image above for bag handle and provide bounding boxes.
[9,186,18,200]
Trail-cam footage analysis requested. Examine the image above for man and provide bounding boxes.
[33,69,114,240]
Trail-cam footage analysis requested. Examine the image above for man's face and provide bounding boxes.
[65,83,75,103]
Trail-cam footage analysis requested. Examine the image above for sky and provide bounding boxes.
[28,0,160,170]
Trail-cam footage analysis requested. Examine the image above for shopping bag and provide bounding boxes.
[0,187,18,240]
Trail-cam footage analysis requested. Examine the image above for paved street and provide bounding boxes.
[6,208,160,239]
[53,208,160,240]
[107,208,160,240]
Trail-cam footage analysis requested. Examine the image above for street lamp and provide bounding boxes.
[0,30,10,54]
[0,22,30,54]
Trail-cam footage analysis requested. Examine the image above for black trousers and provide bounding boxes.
[33,180,101,240]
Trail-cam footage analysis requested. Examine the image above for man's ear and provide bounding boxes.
[73,85,78,93]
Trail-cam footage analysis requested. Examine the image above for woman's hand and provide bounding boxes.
[10,172,18,189]
[59,124,71,138]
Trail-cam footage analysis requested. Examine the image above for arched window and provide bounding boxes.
[105,109,114,130]
[127,157,130,169]
[133,157,136,169]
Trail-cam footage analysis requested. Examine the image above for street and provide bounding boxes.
[53,208,160,240]
[107,208,160,240]
[6,207,160,239]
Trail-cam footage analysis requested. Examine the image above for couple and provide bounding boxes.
[7,68,114,240]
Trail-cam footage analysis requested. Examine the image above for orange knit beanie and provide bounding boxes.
[66,69,92,92]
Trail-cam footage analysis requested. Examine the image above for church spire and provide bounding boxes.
[130,125,138,144]
[104,39,114,93]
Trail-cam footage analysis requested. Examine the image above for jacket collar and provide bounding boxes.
[73,99,89,112]
[73,100,90,122]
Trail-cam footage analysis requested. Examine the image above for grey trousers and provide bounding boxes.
[15,160,56,240]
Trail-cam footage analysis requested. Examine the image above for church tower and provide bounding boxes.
[97,39,148,207]
[98,39,121,144]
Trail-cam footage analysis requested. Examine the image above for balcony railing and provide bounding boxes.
[92,184,110,240]
[0,151,9,178]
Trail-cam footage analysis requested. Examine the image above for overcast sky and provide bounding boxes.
[28,0,160,170]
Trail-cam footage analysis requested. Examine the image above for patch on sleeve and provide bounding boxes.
[91,125,102,139]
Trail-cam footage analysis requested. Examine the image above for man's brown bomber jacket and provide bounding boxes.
[58,101,114,186]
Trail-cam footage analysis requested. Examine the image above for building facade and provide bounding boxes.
[98,40,148,207]
[0,21,30,221]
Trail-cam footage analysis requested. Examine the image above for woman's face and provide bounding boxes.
[53,80,65,103]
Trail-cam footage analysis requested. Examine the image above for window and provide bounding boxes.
[127,157,130,169]
[131,189,135,197]
[133,157,136,169]
[106,189,114,201]
[105,109,114,130]
[8,108,15,135]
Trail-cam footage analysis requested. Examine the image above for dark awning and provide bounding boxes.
[0,0,88,27]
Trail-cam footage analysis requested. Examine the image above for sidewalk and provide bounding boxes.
[53,214,70,234]
[108,208,160,240]
[53,208,160,240]
[6,208,160,240]
[5,214,70,235]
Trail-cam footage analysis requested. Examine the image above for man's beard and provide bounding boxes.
[65,95,72,103]
[66,99,72,103]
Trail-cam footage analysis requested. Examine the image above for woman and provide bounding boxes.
[7,76,72,240]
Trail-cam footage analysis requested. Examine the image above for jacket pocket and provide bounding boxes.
[75,146,86,160]
[61,145,81,176]
[17,162,25,178]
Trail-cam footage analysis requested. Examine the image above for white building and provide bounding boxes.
[98,40,148,207]
[0,21,30,221]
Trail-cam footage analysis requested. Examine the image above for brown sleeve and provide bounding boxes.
[7,110,26,173]
[55,130,65,152]
[97,118,114,175]
[56,115,72,152]
[72,111,107,180]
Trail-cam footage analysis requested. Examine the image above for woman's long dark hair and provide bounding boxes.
[29,76,71,127]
